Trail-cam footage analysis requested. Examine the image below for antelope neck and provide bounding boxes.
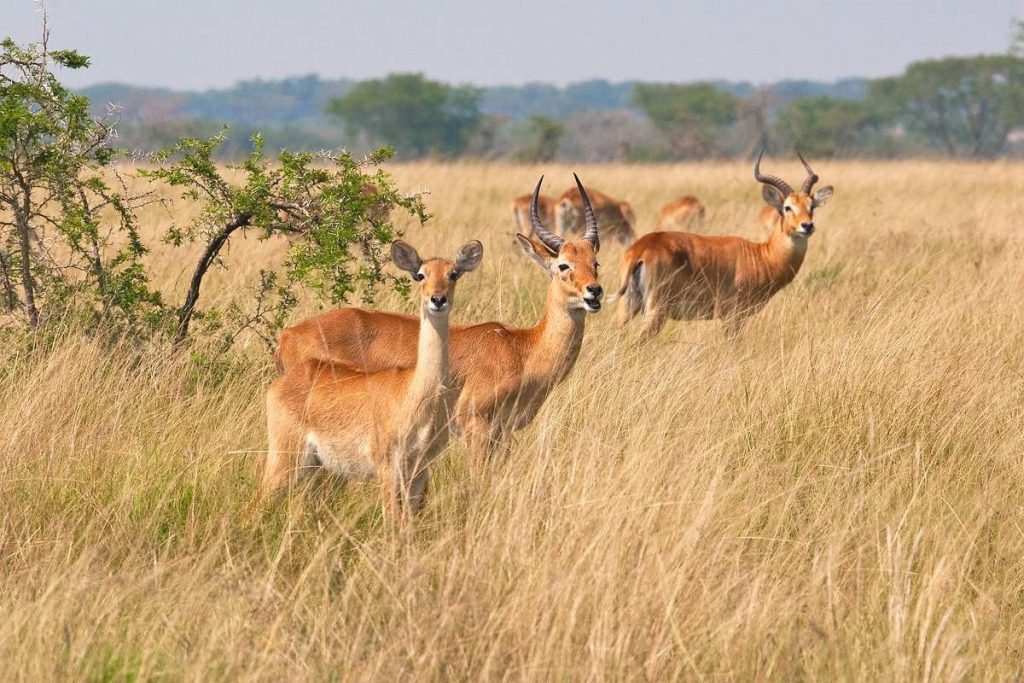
[526,283,586,384]
[407,299,451,403]
[758,224,809,286]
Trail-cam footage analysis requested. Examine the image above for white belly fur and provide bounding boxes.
[306,431,377,480]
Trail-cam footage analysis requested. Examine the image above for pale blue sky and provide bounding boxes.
[5,0,1023,89]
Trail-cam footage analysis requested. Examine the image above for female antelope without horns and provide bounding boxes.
[616,151,833,340]
[274,174,604,460]
[261,239,483,521]
[656,195,706,232]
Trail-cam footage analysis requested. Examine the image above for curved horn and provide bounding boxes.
[797,151,819,194]
[573,172,600,250]
[529,175,564,253]
[753,149,794,197]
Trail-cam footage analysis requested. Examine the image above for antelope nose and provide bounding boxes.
[430,295,447,308]
[586,284,603,299]
[801,222,815,233]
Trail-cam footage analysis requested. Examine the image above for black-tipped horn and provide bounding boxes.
[529,175,564,253]
[573,173,600,250]
[797,152,819,194]
[754,148,794,197]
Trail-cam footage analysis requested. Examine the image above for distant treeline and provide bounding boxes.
[85,25,1024,161]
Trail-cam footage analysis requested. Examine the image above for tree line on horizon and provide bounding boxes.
[1,15,1022,353]
[82,20,1024,163]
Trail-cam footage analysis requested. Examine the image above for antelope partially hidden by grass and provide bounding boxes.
[616,151,833,340]
[262,240,483,521]
[555,184,636,245]
[655,195,706,232]
[275,175,604,460]
[513,191,557,237]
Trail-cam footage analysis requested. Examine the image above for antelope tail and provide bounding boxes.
[616,257,643,298]
[273,345,286,375]
[273,328,294,376]
[610,257,645,313]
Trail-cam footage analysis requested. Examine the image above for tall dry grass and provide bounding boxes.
[2,161,1024,680]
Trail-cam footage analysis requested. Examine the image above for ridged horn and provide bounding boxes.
[797,152,819,194]
[573,172,599,250]
[529,175,564,253]
[753,149,794,196]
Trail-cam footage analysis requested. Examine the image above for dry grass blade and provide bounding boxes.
[1,160,1023,680]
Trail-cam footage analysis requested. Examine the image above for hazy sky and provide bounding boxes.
[5,0,1023,90]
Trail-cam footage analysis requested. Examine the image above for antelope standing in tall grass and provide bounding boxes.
[555,184,636,244]
[262,240,483,521]
[616,151,833,340]
[513,191,557,236]
[655,195,706,231]
[275,175,604,460]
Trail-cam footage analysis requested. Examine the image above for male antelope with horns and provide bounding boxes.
[261,240,483,521]
[274,175,604,460]
[616,151,833,340]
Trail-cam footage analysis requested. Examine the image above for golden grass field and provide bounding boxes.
[2,160,1024,680]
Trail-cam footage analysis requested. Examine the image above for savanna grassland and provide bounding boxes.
[2,160,1024,681]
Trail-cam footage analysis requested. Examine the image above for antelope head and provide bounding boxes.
[755,150,834,239]
[392,239,484,317]
[516,174,603,314]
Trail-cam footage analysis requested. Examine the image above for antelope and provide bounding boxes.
[274,174,604,460]
[261,239,484,521]
[555,184,636,244]
[655,195,706,231]
[359,181,393,226]
[512,191,557,236]
[616,151,833,340]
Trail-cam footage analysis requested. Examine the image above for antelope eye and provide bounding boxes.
[449,271,459,281]
[594,263,600,271]
[558,263,570,272]
[414,272,425,281]
[784,206,793,213]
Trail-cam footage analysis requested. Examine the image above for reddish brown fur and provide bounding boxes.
[360,182,392,225]
[512,193,557,234]
[754,204,779,234]
[617,181,832,340]
[555,186,636,245]
[275,237,602,460]
[655,196,706,231]
[263,242,482,521]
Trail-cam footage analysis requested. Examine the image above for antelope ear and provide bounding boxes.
[391,240,422,275]
[515,234,555,271]
[762,184,785,214]
[454,240,484,274]
[812,186,834,208]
